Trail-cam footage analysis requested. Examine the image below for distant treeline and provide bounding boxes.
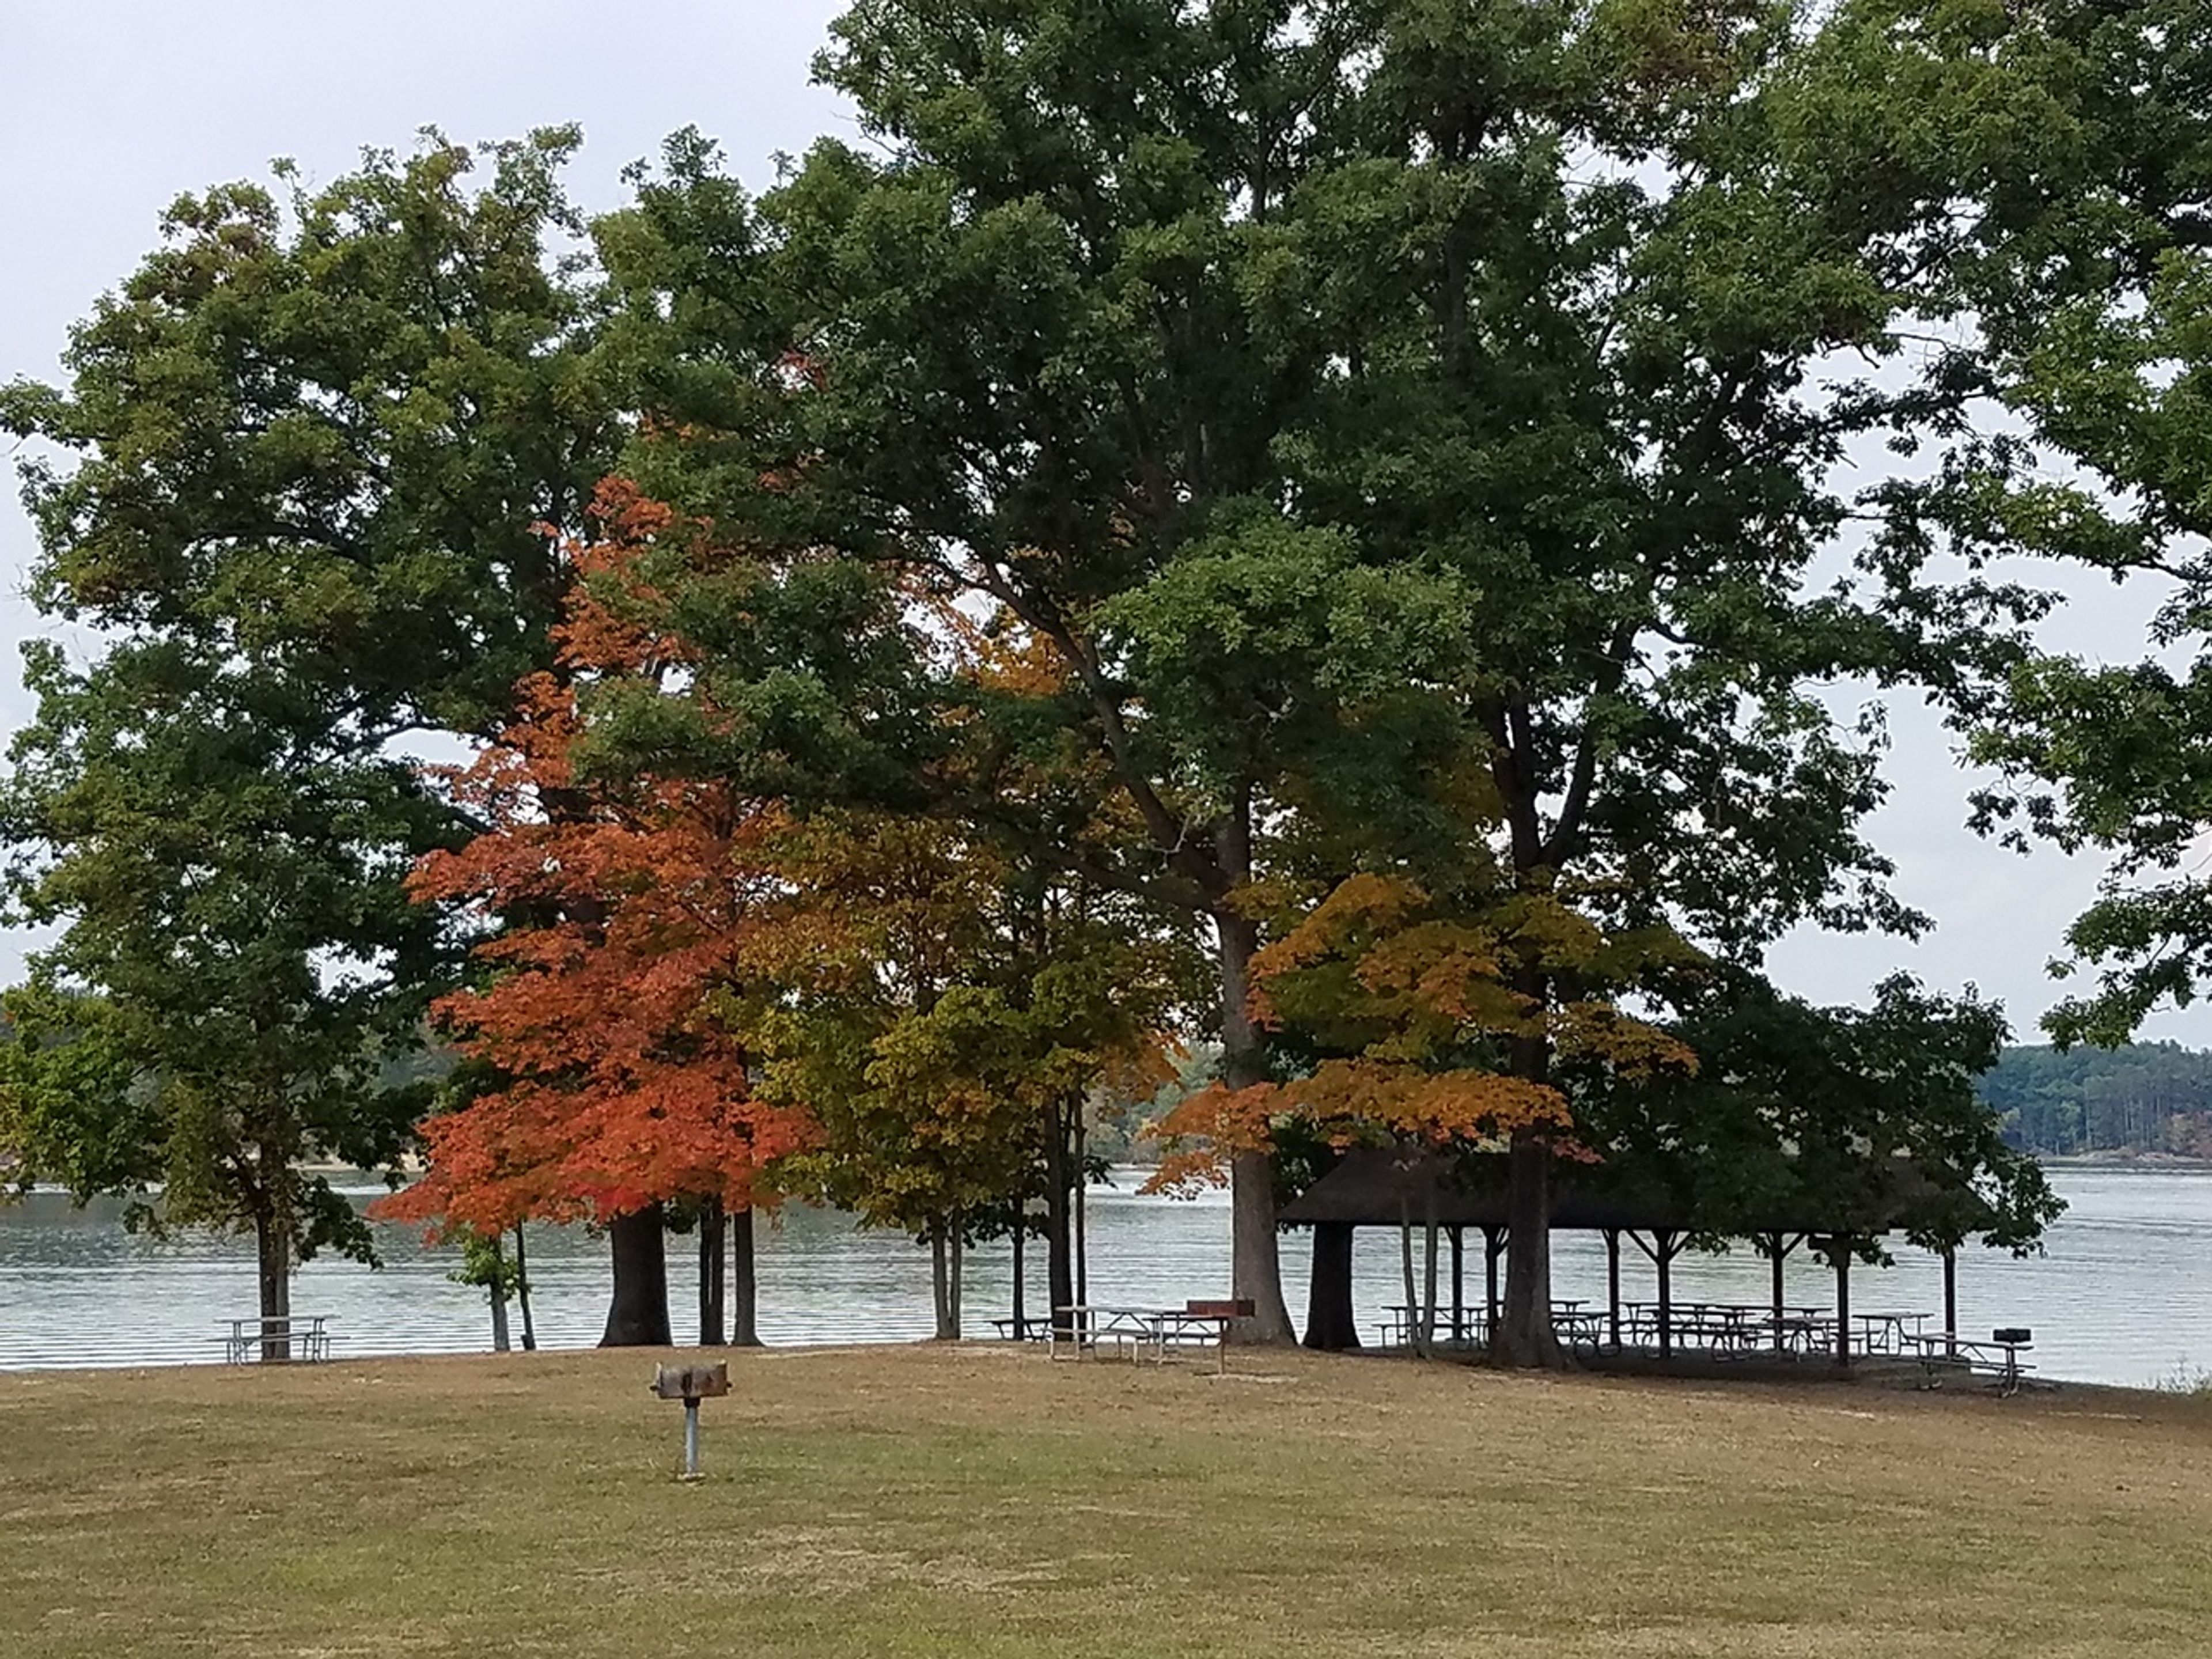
[1982,1043,2212,1157]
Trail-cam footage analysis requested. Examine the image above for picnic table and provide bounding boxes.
[1380,1305,1486,1346]
[1377,1300,1600,1348]
[220,1313,332,1363]
[1901,1328,2035,1396]
[1770,1310,1836,1355]
[1048,1302,1243,1372]
[1854,1310,1930,1355]
[1551,1301,1608,1344]
[1622,1302,1835,1357]
[990,1315,1055,1342]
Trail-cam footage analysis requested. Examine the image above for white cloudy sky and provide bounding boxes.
[1,0,2196,1045]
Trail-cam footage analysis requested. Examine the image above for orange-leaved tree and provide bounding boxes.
[1151,873,1696,1355]
[375,483,815,1346]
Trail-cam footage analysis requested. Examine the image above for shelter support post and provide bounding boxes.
[1942,1244,1957,1358]
[1656,1230,1675,1359]
[1833,1247,1851,1366]
[1768,1233,1804,1355]
[1483,1226,1504,1340]
[1770,1234,1785,1352]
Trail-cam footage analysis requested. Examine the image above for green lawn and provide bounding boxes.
[4,1343,2210,1657]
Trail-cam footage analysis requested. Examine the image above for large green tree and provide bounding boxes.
[1825,2,2212,1045]
[596,0,2032,1359]
[0,130,623,1332]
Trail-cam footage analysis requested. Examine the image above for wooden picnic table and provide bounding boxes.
[219,1313,332,1364]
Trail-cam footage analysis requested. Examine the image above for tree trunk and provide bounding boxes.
[1217,908,1294,1344]
[254,1207,292,1363]
[1302,1222,1362,1351]
[698,1196,726,1346]
[513,1225,537,1352]
[599,1203,671,1347]
[948,1228,964,1340]
[730,1203,761,1346]
[487,1233,513,1354]
[1492,1128,1563,1368]
[1046,1096,1077,1336]
[1012,1221,1026,1336]
[1074,1124,1089,1310]
[1399,1191,1423,1358]
[1421,1177,1441,1355]
[930,1221,956,1340]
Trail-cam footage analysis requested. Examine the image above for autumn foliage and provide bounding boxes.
[1150,874,1698,1188]
[376,484,815,1237]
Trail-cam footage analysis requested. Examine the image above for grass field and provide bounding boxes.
[5,1343,2212,1657]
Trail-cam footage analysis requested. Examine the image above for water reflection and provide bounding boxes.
[1,1166,2205,1387]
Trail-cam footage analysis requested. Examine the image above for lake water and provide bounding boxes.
[3,1165,2207,1387]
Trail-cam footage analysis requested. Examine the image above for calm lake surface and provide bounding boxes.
[2,1165,2206,1387]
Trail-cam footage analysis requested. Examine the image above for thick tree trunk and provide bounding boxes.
[730,1203,761,1346]
[599,1203,671,1347]
[929,1221,958,1340]
[1302,1221,1362,1351]
[1046,1097,1077,1336]
[949,1229,964,1339]
[254,1209,291,1363]
[698,1196,727,1346]
[1492,1128,1564,1368]
[513,1225,537,1352]
[1217,908,1294,1344]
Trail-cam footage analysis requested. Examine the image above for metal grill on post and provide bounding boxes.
[650,1361,731,1482]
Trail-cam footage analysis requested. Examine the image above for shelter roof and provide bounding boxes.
[1276,1147,1991,1238]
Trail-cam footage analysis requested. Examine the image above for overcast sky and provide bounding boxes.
[2,0,2196,1046]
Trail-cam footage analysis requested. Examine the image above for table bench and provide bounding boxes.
[990,1315,1055,1342]
[220,1313,333,1364]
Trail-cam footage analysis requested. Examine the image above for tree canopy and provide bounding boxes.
[3,0,2156,1358]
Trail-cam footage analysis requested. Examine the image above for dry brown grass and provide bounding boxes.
[5,1343,2212,1657]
